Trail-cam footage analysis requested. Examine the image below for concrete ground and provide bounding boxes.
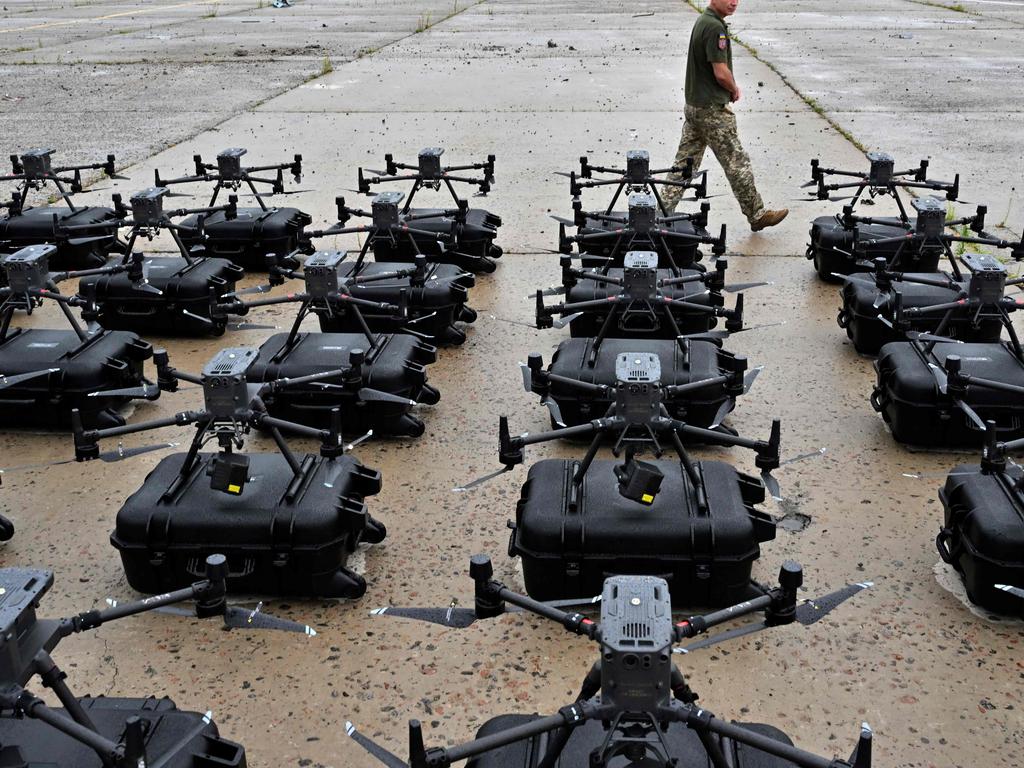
[1,1,1022,767]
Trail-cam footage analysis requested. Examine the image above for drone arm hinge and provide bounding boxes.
[4,688,123,765]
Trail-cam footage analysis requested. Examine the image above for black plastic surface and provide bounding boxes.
[177,206,312,271]
[0,206,118,270]
[0,328,152,430]
[939,465,1024,614]
[577,213,707,269]
[0,696,245,768]
[808,215,941,281]
[510,458,774,606]
[112,451,383,597]
[465,714,798,768]
[371,207,502,273]
[79,256,243,336]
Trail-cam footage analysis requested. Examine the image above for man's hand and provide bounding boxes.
[712,61,740,104]
[731,86,741,103]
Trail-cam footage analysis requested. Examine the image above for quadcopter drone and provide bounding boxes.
[843,197,1023,279]
[535,251,765,339]
[521,322,762,432]
[0,244,157,431]
[58,346,386,597]
[801,152,961,212]
[0,553,314,766]
[933,421,1024,617]
[154,147,314,271]
[555,191,726,272]
[348,148,503,273]
[0,148,126,268]
[560,150,709,217]
[839,252,1024,355]
[352,555,874,768]
[211,256,440,436]
[221,244,476,345]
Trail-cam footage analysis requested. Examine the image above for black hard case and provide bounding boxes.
[313,261,477,345]
[248,331,439,437]
[467,715,798,768]
[0,328,152,430]
[872,341,1024,447]
[0,205,119,270]
[79,256,243,336]
[371,207,503,274]
[0,696,246,768]
[111,451,383,598]
[938,464,1024,615]
[509,459,774,606]
[839,273,1003,355]
[578,214,707,269]
[808,215,941,282]
[177,206,312,271]
[565,267,719,337]
[544,338,736,430]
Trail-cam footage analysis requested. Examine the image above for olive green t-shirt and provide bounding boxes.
[685,7,733,107]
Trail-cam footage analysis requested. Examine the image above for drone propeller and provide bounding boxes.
[228,320,279,331]
[363,168,389,177]
[87,382,160,399]
[370,594,602,629]
[552,312,583,329]
[761,448,826,503]
[518,361,534,391]
[0,368,59,390]
[224,282,276,298]
[549,214,578,227]
[720,280,772,294]
[0,441,177,475]
[995,584,1024,600]
[406,311,440,327]
[66,235,111,247]
[345,722,408,768]
[528,285,567,299]
[907,330,962,345]
[707,367,763,430]
[675,579,872,654]
[541,396,567,428]
[926,362,949,394]
[358,387,417,406]
[105,598,316,635]
[453,465,514,493]
[239,189,316,198]
[799,180,819,189]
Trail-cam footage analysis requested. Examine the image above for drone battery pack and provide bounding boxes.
[543,338,737,431]
[0,696,245,768]
[510,459,774,607]
[313,261,478,345]
[577,214,707,269]
[807,215,941,282]
[248,331,439,437]
[79,256,244,336]
[467,715,797,768]
[0,328,152,430]
[177,206,312,271]
[839,273,1004,355]
[371,207,503,274]
[564,267,720,337]
[112,451,384,598]
[873,341,1024,447]
[938,464,1024,615]
[0,205,119,271]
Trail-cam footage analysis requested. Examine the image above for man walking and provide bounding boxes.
[660,0,787,232]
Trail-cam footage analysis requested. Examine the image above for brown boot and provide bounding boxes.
[750,208,789,232]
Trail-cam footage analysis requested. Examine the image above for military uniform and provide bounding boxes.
[661,6,767,225]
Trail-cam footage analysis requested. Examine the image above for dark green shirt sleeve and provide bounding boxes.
[704,26,729,64]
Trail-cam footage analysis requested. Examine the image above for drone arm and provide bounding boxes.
[664,375,730,398]
[67,579,216,634]
[334,292,401,313]
[3,689,124,764]
[544,373,610,396]
[956,373,1024,397]
[902,299,968,317]
[75,411,203,460]
[423,702,600,768]
[675,594,772,640]
[513,421,603,448]
[665,705,856,768]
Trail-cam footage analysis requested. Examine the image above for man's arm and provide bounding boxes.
[712,62,740,102]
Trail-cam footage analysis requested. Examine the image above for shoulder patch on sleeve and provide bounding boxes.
[718,33,728,51]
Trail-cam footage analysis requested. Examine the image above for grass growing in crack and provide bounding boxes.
[414,0,485,33]
[320,56,333,76]
[906,0,976,14]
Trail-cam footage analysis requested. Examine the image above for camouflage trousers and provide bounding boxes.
[661,103,765,223]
